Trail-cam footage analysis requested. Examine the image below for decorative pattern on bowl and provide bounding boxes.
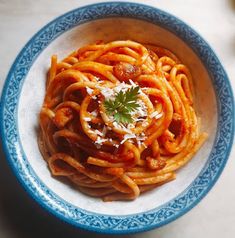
[0,2,234,234]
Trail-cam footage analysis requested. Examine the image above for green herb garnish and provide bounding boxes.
[104,86,140,124]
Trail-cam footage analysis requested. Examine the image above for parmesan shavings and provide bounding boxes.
[94,76,101,81]
[136,135,147,141]
[94,130,104,137]
[94,136,108,148]
[95,137,108,144]
[142,143,147,148]
[129,79,138,87]
[135,118,145,122]
[83,117,91,122]
[100,87,113,98]
[150,111,163,119]
[113,121,132,134]
[113,82,128,94]
[120,134,136,144]
[91,110,98,117]
[86,86,93,95]
[142,121,149,127]
[96,85,104,90]
[136,133,147,147]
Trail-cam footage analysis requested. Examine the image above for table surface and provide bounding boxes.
[0,0,234,237]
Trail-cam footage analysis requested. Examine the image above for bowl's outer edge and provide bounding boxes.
[0,1,234,234]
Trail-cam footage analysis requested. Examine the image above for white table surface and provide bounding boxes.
[0,0,234,237]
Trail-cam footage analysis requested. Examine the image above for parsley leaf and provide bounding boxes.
[104,86,140,124]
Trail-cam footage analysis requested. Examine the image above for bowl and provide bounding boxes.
[0,2,234,234]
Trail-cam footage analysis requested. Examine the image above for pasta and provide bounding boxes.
[38,40,208,201]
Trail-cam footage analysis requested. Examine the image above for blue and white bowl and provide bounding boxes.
[0,2,234,234]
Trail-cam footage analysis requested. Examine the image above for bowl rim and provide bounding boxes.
[0,1,234,234]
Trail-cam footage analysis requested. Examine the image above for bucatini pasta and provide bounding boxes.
[38,40,208,201]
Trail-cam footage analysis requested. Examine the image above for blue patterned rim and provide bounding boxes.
[0,2,234,234]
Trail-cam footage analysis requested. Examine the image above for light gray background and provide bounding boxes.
[0,0,234,237]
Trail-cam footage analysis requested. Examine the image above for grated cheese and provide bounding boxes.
[136,135,147,141]
[150,111,163,119]
[95,137,108,144]
[96,85,105,90]
[113,121,132,133]
[137,140,141,147]
[142,143,147,148]
[91,110,98,117]
[94,76,101,81]
[100,87,113,98]
[94,136,109,148]
[94,129,104,137]
[84,117,91,122]
[86,86,94,95]
[127,124,135,129]
[129,79,138,87]
[113,82,128,93]
[142,121,149,127]
[120,133,136,144]
[135,118,145,122]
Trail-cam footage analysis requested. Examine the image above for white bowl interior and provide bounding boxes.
[18,18,217,215]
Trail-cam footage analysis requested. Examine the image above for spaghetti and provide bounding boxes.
[38,40,208,201]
